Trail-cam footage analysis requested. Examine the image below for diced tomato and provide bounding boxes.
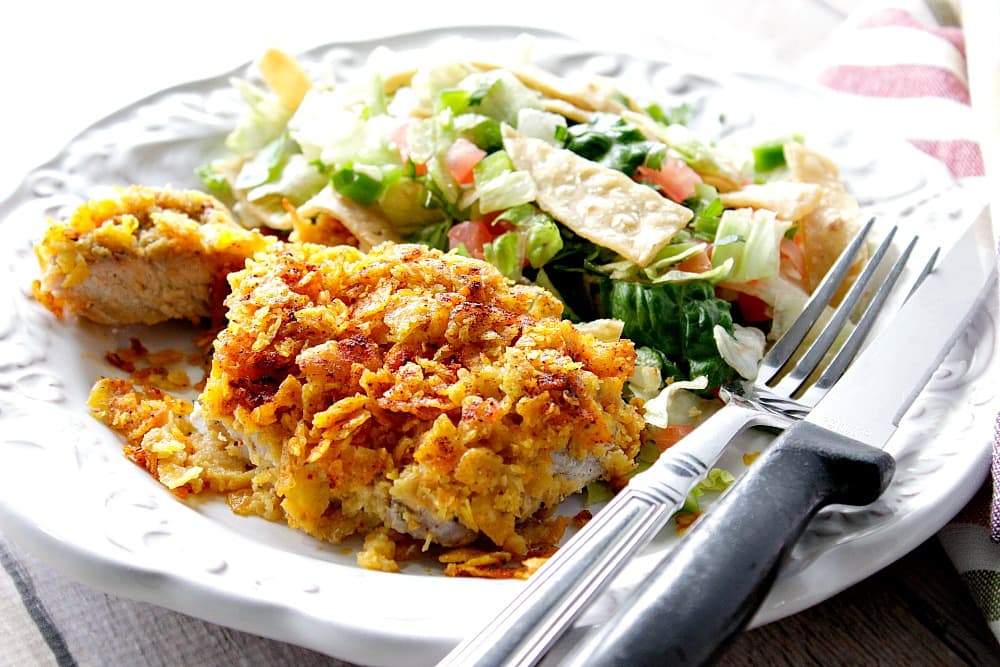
[714,286,740,302]
[675,248,713,274]
[481,210,515,236]
[448,220,499,260]
[444,138,486,185]
[652,425,695,452]
[391,121,427,176]
[780,237,809,290]
[634,158,703,203]
[737,292,772,323]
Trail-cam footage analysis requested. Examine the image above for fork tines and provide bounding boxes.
[757,218,935,406]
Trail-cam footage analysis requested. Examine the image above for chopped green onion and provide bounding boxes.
[438,89,472,114]
[331,167,383,206]
[752,141,787,172]
[752,134,804,172]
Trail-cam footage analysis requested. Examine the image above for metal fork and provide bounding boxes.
[438,217,933,667]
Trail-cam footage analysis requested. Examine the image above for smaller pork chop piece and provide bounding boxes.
[33,186,274,326]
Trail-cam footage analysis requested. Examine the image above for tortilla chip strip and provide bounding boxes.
[784,142,865,297]
[503,127,691,267]
[295,185,401,251]
[257,48,312,111]
[719,181,823,221]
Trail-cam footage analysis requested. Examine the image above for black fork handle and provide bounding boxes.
[559,420,895,667]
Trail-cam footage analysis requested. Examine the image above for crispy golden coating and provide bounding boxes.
[87,377,254,497]
[197,241,643,559]
[33,186,274,325]
[49,189,645,571]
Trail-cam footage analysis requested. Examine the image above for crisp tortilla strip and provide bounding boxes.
[296,185,401,251]
[784,143,864,296]
[719,181,823,221]
[784,141,842,185]
[501,64,628,113]
[257,48,312,111]
[540,97,596,123]
[621,111,746,193]
[502,127,691,267]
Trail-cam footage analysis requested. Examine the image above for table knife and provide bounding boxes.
[556,205,998,666]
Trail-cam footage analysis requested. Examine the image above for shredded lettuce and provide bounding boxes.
[451,70,542,126]
[412,62,478,110]
[687,184,724,241]
[453,113,503,152]
[642,375,714,428]
[379,177,447,230]
[225,79,293,154]
[473,151,536,213]
[482,232,522,281]
[245,154,327,205]
[496,203,562,268]
[713,323,766,380]
[710,208,792,283]
[234,132,293,189]
[681,468,736,513]
[516,108,567,145]
[289,82,398,168]
[597,242,734,286]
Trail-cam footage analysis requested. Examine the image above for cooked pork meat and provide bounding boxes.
[37,190,644,569]
[198,241,644,555]
[32,186,274,325]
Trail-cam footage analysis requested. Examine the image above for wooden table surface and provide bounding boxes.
[720,537,999,666]
[4,528,995,666]
[6,530,993,666]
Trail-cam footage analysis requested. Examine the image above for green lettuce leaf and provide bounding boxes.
[563,113,658,174]
[600,279,736,389]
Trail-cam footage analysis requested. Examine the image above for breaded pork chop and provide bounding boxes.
[33,186,274,325]
[199,241,644,556]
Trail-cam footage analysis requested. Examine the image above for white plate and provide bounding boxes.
[0,27,996,667]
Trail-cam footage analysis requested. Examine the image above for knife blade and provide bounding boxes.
[556,206,998,667]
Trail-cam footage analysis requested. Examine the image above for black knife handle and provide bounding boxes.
[561,420,895,667]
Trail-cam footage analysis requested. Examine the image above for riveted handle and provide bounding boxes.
[559,420,895,667]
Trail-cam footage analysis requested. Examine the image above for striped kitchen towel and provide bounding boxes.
[805,0,999,640]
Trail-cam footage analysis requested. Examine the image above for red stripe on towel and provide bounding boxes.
[908,139,985,178]
[818,64,969,103]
